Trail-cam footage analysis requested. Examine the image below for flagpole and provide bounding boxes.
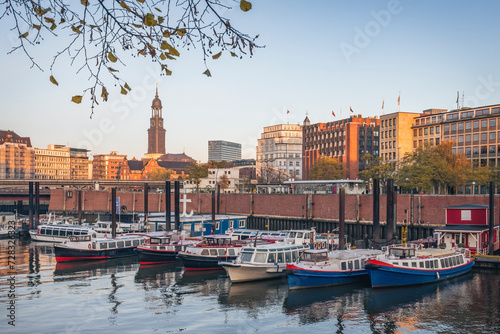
[398,91,401,112]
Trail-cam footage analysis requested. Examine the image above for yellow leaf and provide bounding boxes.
[44,17,55,24]
[133,24,142,28]
[50,23,57,30]
[49,75,59,86]
[60,18,66,24]
[212,52,222,60]
[165,54,175,60]
[160,41,180,57]
[202,69,212,77]
[177,28,186,36]
[155,7,162,12]
[120,86,128,95]
[144,13,157,27]
[19,32,29,39]
[108,67,119,72]
[230,51,237,57]
[71,25,82,34]
[138,50,147,56]
[81,0,90,6]
[240,0,252,12]
[33,24,41,30]
[162,30,170,38]
[159,53,166,60]
[120,1,131,12]
[124,83,131,91]
[108,52,118,62]
[136,0,145,3]
[71,95,83,104]
[101,87,109,101]
[158,17,164,24]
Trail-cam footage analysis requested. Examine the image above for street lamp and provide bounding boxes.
[472,181,475,196]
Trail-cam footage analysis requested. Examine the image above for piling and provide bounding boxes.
[212,191,216,234]
[78,190,82,224]
[217,184,221,214]
[165,181,171,231]
[386,179,394,244]
[29,181,33,229]
[144,183,149,226]
[174,181,180,230]
[111,187,117,238]
[489,181,495,255]
[339,187,345,250]
[35,181,40,228]
[373,178,380,244]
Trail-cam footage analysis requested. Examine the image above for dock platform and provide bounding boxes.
[473,255,500,269]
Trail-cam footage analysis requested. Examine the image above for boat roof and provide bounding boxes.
[415,248,457,257]
[434,224,498,232]
[40,224,93,229]
[444,204,489,209]
[241,244,307,251]
[90,235,147,242]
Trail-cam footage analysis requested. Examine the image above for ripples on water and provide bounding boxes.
[1,240,499,333]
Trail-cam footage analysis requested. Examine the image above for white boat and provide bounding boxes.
[286,248,383,290]
[93,220,145,235]
[220,243,309,283]
[29,224,100,242]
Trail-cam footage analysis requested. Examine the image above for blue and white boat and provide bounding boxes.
[364,244,474,288]
[286,248,383,290]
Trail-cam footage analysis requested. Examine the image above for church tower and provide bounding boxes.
[147,86,166,158]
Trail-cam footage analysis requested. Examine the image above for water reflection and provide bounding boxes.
[54,257,139,280]
[220,279,288,309]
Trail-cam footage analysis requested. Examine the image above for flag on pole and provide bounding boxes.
[332,110,335,117]
[382,98,384,109]
[350,106,353,113]
[287,110,290,114]
[397,92,400,106]
[456,91,459,104]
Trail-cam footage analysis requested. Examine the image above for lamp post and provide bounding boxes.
[472,181,475,196]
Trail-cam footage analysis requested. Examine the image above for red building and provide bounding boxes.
[302,114,380,179]
[435,204,499,254]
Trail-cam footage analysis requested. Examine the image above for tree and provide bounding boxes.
[309,156,345,180]
[217,173,230,190]
[358,153,395,187]
[2,0,260,116]
[148,167,174,180]
[188,161,208,192]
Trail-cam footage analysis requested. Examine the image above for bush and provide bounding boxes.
[439,242,447,249]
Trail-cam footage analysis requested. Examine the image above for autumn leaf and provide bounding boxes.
[212,52,222,60]
[136,0,145,3]
[155,7,162,12]
[71,25,82,34]
[107,67,119,72]
[19,32,29,39]
[44,17,55,24]
[144,13,157,26]
[71,95,83,104]
[160,53,166,60]
[133,24,142,28]
[163,30,171,38]
[177,28,186,36]
[240,0,252,12]
[101,87,109,101]
[158,17,164,24]
[49,75,59,86]
[203,69,212,77]
[161,65,172,76]
[120,86,128,95]
[108,52,118,62]
[124,83,131,91]
[230,51,237,57]
[81,0,89,6]
[120,1,131,12]
[50,23,57,30]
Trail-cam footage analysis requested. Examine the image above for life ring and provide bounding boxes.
[88,244,91,250]
[321,241,327,249]
[104,234,107,238]
[313,243,318,250]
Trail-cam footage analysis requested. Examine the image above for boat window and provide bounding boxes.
[354,260,360,269]
[300,253,314,262]
[66,230,73,236]
[40,228,46,235]
[218,249,225,256]
[100,243,107,249]
[341,261,347,271]
[228,249,235,256]
[434,260,439,268]
[402,262,409,267]
[392,262,399,266]
[277,252,284,263]
[288,232,296,238]
[60,230,67,237]
[316,252,328,262]
[125,241,131,247]
[458,256,464,264]
[117,241,124,248]
[440,259,445,268]
[240,251,253,262]
[74,230,80,235]
[292,251,298,262]
[201,249,209,255]
[210,249,218,256]
[285,252,292,263]
[92,242,96,250]
[425,261,430,268]
[361,259,366,267]
[429,260,434,269]
[52,229,59,236]
[267,253,276,263]
[419,261,424,268]
[445,258,450,267]
[133,240,139,247]
[451,256,457,266]
[108,242,116,248]
[348,260,353,270]
[254,253,267,263]
[411,262,417,268]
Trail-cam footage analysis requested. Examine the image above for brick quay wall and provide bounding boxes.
[48,189,500,226]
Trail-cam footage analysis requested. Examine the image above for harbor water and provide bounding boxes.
[1,239,499,333]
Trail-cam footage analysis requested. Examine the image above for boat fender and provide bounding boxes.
[88,244,91,250]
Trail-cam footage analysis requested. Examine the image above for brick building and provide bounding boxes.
[92,151,127,180]
[302,114,380,179]
[380,111,421,162]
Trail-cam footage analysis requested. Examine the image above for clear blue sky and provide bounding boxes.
[2,0,500,162]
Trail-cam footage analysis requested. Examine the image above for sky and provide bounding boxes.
[2,0,500,162]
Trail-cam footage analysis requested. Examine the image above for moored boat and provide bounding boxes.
[286,248,383,290]
[365,244,474,288]
[177,235,250,270]
[29,224,100,243]
[220,243,309,283]
[54,234,147,262]
[137,234,199,264]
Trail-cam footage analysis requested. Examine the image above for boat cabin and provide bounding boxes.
[434,204,499,254]
[238,245,306,264]
[389,246,416,259]
[38,225,96,238]
[149,236,171,245]
[299,250,328,263]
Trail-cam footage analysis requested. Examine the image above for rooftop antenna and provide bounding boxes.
[462,91,465,109]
